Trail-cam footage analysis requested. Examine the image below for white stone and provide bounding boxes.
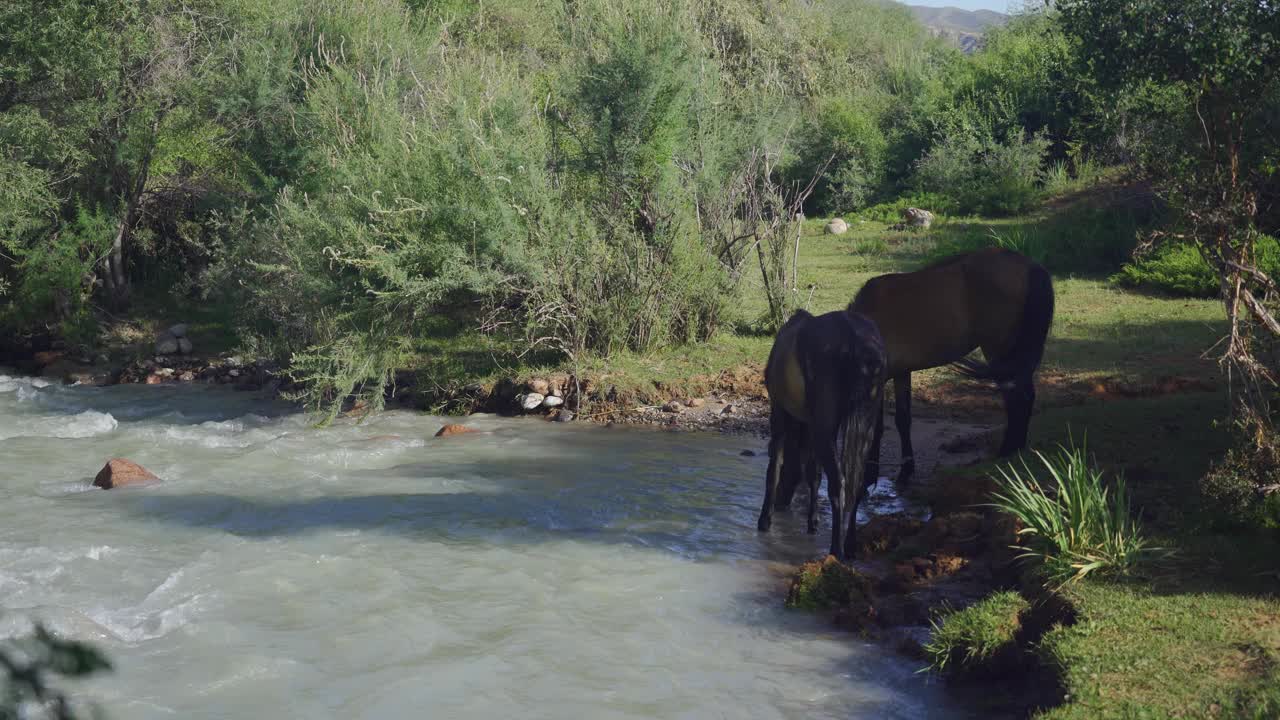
[542,395,564,408]
[824,218,849,235]
[520,393,545,411]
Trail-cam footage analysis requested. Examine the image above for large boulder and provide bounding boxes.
[519,393,545,411]
[93,458,159,489]
[527,378,550,395]
[177,337,193,355]
[541,395,564,408]
[824,218,849,235]
[902,207,934,228]
[155,333,179,355]
[167,323,189,338]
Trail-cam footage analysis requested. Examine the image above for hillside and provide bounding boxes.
[905,4,1009,52]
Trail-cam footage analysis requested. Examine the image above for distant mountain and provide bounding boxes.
[904,5,1009,53]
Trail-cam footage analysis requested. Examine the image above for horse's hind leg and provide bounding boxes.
[758,409,788,532]
[804,453,821,534]
[893,373,916,482]
[773,435,804,510]
[999,375,1036,456]
[865,391,885,485]
[815,437,848,560]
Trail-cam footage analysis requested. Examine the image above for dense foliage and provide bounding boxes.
[4,0,1078,412]
[3,0,1274,424]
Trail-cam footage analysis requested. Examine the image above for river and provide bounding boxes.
[0,372,967,719]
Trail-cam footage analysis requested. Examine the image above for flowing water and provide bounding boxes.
[0,373,967,719]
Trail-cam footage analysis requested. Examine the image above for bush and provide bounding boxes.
[924,591,1029,674]
[1201,432,1280,530]
[925,204,1144,274]
[989,443,1156,586]
[915,130,1050,216]
[857,191,959,224]
[1114,235,1280,298]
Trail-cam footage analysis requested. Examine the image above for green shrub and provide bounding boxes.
[915,130,1050,216]
[1201,432,1280,530]
[925,204,1143,274]
[990,443,1157,586]
[857,192,959,224]
[924,591,1029,674]
[1114,235,1280,298]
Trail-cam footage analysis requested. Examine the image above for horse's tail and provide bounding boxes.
[953,261,1054,384]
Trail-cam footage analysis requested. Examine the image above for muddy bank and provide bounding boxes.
[768,426,1080,719]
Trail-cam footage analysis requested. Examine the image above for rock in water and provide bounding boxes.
[167,323,189,338]
[902,207,934,228]
[824,218,849,235]
[155,333,179,355]
[435,424,478,438]
[177,338,193,355]
[547,409,574,422]
[520,393,545,411]
[542,395,564,408]
[93,458,159,489]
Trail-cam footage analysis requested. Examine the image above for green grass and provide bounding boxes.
[1039,583,1280,720]
[925,591,1031,674]
[942,392,1280,718]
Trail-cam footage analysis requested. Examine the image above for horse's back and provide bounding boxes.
[850,248,1035,375]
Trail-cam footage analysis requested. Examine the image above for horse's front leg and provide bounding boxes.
[894,373,916,482]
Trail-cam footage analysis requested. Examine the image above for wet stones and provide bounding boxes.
[93,458,159,489]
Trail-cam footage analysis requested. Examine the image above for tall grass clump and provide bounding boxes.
[989,443,1155,586]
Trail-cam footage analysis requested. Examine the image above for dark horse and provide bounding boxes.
[757,309,887,560]
[851,247,1055,482]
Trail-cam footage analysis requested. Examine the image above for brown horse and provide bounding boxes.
[757,309,887,560]
[848,247,1055,482]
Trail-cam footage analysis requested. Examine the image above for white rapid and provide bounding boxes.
[0,373,967,719]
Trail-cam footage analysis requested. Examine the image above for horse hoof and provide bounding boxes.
[757,518,772,532]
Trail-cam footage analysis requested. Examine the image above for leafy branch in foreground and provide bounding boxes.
[1,624,111,720]
[989,443,1158,587]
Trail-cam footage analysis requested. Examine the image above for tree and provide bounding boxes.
[1058,0,1280,485]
